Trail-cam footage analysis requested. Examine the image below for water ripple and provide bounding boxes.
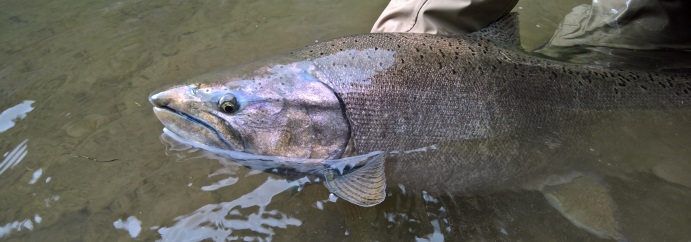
[0,100,35,133]
[0,214,42,239]
[157,177,303,241]
[0,139,29,175]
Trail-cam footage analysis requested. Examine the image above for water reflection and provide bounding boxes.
[0,139,28,175]
[157,176,303,241]
[0,100,34,188]
[27,168,42,185]
[0,214,42,239]
[154,133,304,241]
[113,216,142,238]
[0,100,35,133]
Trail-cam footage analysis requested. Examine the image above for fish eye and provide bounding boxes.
[218,94,239,114]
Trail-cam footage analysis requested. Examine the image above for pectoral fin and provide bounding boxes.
[324,152,387,207]
[542,175,625,241]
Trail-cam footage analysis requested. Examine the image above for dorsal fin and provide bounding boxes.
[323,152,387,207]
[470,12,521,47]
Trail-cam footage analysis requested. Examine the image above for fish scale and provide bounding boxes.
[292,33,689,156]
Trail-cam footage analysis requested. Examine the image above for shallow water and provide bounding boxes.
[1,0,690,241]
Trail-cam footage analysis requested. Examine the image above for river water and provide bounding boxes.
[1,0,690,241]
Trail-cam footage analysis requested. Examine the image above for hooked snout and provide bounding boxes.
[149,85,193,109]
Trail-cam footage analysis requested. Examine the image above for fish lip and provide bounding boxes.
[152,105,237,150]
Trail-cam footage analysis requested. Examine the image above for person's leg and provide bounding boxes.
[543,0,691,50]
[371,0,518,34]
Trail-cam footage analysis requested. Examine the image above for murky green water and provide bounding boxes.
[1,0,690,241]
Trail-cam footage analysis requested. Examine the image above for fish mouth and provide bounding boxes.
[152,105,209,129]
[152,105,237,151]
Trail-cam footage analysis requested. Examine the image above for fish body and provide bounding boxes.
[150,16,691,207]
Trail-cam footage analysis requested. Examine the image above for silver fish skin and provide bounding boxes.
[149,18,691,205]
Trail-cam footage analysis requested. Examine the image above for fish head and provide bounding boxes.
[149,62,350,159]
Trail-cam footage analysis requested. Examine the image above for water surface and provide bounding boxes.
[1,0,690,241]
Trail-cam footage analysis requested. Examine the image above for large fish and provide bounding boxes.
[150,15,691,239]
